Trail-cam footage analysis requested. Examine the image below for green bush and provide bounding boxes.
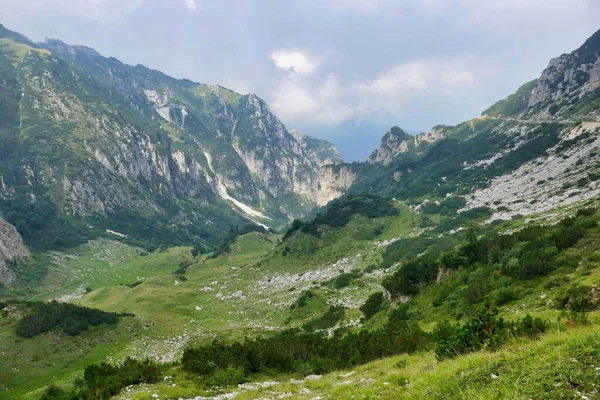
[494,287,517,306]
[41,358,161,400]
[182,314,428,381]
[360,292,384,320]
[555,285,598,312]
[433,301,546,360]
[303,306,345,331]
[16,301,128,338]
[333,271,362,289]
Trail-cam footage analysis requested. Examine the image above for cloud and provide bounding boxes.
[269,50,320,76]
[0,0,145,20]
[270,56,478,127]
[183,0,198,11]
[271,75,354,125]
[358,62,431,97]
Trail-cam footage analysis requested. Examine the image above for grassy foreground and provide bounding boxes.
[112,315,600,399]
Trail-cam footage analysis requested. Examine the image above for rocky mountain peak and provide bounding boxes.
[528,28,600,110]
[368,126,412,165]
[0,25,346,250]
[43,38,102,59]
[290,130,342,168]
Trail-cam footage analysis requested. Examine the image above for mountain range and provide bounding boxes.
[0,23,349,253]
[0,24,599,278]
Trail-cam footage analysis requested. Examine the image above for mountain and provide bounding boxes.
[368,126,447,165]
[0,25,342,250]
[4,24,600,400]
[528,29,600,116]
[347,28,600,223]
[291,130,343,168]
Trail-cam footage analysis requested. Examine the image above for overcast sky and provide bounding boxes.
[1,0,599,160]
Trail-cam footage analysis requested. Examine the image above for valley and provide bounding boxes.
[0,20,600,400]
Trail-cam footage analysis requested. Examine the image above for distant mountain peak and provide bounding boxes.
[368,126,444,165]
[291,130,342,168]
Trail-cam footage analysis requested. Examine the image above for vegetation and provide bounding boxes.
[40,358,161,400]
[283,195,398,240]
[302,305,345,331]
[383,210,597,301]
[360,292,384,320]
[209,223,269,259]
[482,80,538,117]
[182,313,427,382]
[16,301,128,338]
[433,300,547,360]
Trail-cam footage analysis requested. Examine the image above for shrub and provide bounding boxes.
[333,271,362,289]
[382,256,439,297]
[182,315,429,381]
[494,287,517,306]
[360,292,384,320]
[16,301,127,338]
[41,358,161,400]
[555,285,598,312]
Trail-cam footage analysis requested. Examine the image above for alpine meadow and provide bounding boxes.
[2,4,600,400]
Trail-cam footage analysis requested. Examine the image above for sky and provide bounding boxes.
[1,0,599,161]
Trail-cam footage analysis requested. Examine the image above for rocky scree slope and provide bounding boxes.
[0,24,341,250]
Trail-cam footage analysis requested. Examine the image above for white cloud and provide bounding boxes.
[271,75,354,125]
[442,70,475,85]
[269,50,320,76]
[183,0,198,11]
[270,57,478,127]
[358,62,431,97]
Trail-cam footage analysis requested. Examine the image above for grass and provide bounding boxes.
[0,308,137,400]
[3,204,600,399]
[3,239,187,302]
[110,315,600,399]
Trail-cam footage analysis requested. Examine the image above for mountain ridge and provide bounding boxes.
[0,24,343,250]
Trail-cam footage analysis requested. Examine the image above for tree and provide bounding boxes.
[360,292,384,320]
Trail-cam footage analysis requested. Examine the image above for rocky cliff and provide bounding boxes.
[0,218,29,286]
[317,165,358,206]
[368,126,446,165]
[291,130,343,168]
[529,30,600,107]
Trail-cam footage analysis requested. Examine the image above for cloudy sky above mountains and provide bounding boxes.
[1,0,600,160]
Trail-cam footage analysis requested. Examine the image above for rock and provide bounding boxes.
[0,217,29,286]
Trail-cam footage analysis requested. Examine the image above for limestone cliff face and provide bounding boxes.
[317,165,357,206]
[529,29,600,110]
[0,218,29,286]
[291,130,343,168]
[233,95,319,205]
[368,126,446,165]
